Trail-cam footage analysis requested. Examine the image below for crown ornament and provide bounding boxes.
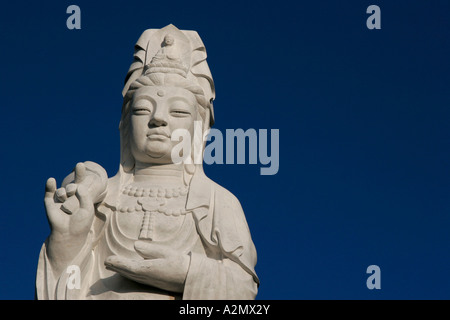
[144,33,190,77]
[122,24,215,109]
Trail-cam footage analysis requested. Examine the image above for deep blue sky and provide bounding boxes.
[1,0,449,299]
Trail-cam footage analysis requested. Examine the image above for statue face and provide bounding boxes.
[129,86,197,165]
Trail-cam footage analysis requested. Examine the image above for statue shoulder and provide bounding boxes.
[201,177,245,215]
[197,178,246,221]
[199,176,258,284]
[215,183,243,208]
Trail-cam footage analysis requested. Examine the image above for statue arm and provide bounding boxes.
[183,187,259,299]
[38,161,108,296]
[36,229,96,300]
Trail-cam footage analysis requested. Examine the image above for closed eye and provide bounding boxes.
[171,110,191,116]
[133,108,151,115]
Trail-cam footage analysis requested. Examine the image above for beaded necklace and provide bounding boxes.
[117,184,190,240]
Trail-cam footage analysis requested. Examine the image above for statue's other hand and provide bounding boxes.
[44,178,95,239]
[104,242,190,293]
[43,162,106,272]
[44,163,98,238]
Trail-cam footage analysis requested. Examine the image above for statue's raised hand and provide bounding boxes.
[44,162,107,270]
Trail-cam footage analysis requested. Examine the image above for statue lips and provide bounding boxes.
[147,129,170,141]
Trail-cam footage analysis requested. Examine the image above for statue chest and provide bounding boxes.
[114,191,193,244]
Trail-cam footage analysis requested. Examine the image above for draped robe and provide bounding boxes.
[36,169,259,299]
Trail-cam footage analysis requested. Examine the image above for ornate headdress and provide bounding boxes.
[122,24,215,125]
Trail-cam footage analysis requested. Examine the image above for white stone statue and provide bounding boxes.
[36,24,259,300]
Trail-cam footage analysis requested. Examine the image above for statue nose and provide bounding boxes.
[150,117,167,126]
[149,111,168,127]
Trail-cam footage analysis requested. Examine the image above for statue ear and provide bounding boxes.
[203,108,211,132]
[196,106,210,135]
[209,100,215,127]
[119,114,135,173]
[201,110,211,156]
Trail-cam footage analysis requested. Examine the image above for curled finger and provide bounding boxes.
[75,184,93,211]
[65,183,77,197]
[55,187,67,202]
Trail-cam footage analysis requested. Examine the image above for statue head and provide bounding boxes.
[119,25,215,174]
